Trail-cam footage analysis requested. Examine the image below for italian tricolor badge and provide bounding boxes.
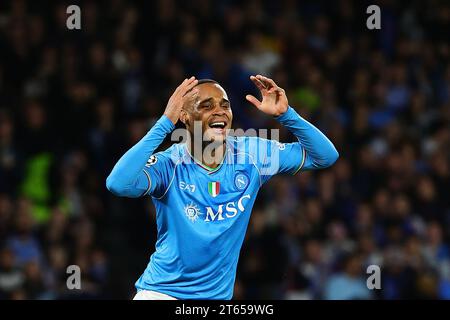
[208,182,220,197]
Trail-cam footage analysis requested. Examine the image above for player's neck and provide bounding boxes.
[186,136,226,170]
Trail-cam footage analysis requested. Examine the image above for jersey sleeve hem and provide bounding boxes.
[292,146,306,175]
[141,169,152,196]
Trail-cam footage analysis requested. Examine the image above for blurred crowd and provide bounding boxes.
[0,0,449,299]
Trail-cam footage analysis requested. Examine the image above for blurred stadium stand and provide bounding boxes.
[0,0,449,299]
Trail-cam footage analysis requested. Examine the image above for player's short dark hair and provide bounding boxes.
[186,79,223,95]
[195,79,220,86]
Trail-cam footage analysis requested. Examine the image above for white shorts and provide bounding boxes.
[133,290,177,300]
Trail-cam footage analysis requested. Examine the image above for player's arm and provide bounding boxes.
[106,77,199,197]
[246,75,339,175]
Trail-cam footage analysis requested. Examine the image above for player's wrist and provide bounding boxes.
[163,110,178,125]
[272,105,288,117]
[159,114,176,131]
[274,105,294,120]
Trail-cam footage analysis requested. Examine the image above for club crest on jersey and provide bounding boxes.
[234,173,249,190]
[184,203,202,222]
[208,182,220,197]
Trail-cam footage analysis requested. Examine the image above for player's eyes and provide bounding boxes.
[200,103,229,109]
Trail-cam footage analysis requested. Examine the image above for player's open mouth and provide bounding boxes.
[208,121,227,135]
[208,121,227,129]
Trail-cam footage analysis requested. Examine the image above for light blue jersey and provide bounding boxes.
[135,135,304,299]
[106,106,339,300]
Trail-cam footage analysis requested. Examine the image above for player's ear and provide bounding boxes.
[180,109,188,127]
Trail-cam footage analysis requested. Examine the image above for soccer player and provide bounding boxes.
[106,75,339,300]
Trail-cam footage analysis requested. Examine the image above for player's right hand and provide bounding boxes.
[164,77,198,125]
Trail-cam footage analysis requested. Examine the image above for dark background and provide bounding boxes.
[0,0,449,299]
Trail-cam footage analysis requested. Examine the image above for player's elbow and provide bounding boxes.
[106,174,127,196]
[323,147,339,168]
[314,147,339,169]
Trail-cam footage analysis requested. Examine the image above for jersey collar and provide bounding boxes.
[183,140,233,175]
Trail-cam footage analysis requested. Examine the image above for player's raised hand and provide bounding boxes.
[164,77,199,124]
[246,75,289,117]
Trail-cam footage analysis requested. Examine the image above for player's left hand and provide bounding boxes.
[246,75,289,117]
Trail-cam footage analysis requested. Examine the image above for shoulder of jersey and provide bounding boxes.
[230,135,271,153]
[145,144,183,168]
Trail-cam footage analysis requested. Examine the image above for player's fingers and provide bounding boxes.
[245,94,262,108]
[258,75,278,90]
[178,77,196,97]
[182,78,199,97]
[255,75,276,89]
[250,76,267,91]
[173,78,189,96]
[177,76,196,92]
[183,88,199,101]
[254,75,273,91]
[182,88,199,109]
[183,76,196,87]
[268,86,284,95]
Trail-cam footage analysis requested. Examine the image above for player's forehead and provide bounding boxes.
[196,82,229,101]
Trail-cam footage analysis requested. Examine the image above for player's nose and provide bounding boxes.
[211,104,229,116]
